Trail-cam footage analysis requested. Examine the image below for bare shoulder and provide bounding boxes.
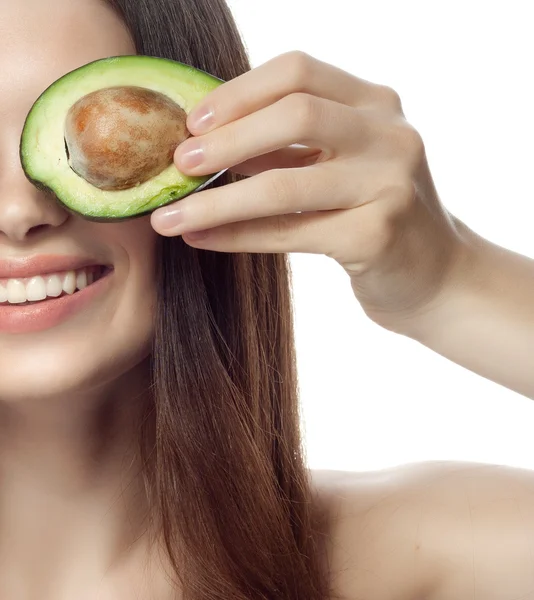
[310,461,534,600]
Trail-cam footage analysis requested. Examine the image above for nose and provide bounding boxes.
[0,171,69,243]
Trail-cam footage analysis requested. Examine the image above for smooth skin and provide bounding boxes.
[0,0,533,598]
[152,50,534,401]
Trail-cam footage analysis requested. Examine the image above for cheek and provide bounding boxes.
[113,217,159,273]
[0,219,160,403]
[110,217,159,334]
[106,217,159,299]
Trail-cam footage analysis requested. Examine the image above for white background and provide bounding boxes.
[226,0,534,472]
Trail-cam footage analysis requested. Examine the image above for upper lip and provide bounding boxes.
[0,255,105,279]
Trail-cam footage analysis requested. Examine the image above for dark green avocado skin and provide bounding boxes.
[23,170,230,223]
[19,55,226,222]
[23,172,191,222]
[25,177,158,222]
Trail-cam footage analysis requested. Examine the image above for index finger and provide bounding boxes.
[186,50,398,134]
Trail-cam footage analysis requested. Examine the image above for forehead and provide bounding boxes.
[0,0,135,118]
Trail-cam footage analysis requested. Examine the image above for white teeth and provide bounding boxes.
[7,280,26,304]
[26,276,47,302]
[46,274,63,298]
[62,270,77,295]
[76,270,88,291]
[0,266,103,305]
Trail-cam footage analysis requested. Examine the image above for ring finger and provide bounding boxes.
[152,159,412,236]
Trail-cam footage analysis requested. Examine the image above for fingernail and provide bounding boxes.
[188,106,215,133]
[152,206,184,231]
[178,143,204,170]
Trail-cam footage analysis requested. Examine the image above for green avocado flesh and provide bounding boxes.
[19,55,225,220]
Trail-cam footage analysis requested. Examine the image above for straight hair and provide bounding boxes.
[106,1,335,598]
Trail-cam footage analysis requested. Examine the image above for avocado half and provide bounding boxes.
[20,55,225,221]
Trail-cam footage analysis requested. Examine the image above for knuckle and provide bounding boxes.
[285,92,319,135]
[376,84,404,112]
[384,119,426,168]
[373,177,416,222]
[262,169,297,208]
[341,175,415,274]
[272,213,295,246]
[399,123,426,166]
[341,209,393,272]
[387,177,416,213]
[281,50,316,89]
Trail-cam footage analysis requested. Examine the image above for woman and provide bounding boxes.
[0,0,532,598]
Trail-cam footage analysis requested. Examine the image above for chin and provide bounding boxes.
[0,317,154,405]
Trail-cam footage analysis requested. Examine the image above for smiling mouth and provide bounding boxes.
[0,265,113,306]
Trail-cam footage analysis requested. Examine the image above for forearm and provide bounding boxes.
[407,217,534,399]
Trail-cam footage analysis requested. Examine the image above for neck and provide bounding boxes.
[0,358,158,594]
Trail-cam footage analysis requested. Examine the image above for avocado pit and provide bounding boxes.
[64,86,189,191]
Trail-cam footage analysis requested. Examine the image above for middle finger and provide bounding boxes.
[175,93,371,176]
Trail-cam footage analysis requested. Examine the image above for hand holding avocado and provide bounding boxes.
[147,51,534,400]
[149,50,463,334]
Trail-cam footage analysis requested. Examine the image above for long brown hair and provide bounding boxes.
[106,1,334,598]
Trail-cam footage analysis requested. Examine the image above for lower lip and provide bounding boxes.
[0,269,114,334]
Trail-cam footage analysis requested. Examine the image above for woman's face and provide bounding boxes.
[0,0,158,402]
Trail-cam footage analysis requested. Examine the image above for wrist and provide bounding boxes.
[402,215,534,345]
[389,215,480,343]
[396,217,534,397]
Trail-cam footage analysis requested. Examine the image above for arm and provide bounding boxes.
[401,216,534,399]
